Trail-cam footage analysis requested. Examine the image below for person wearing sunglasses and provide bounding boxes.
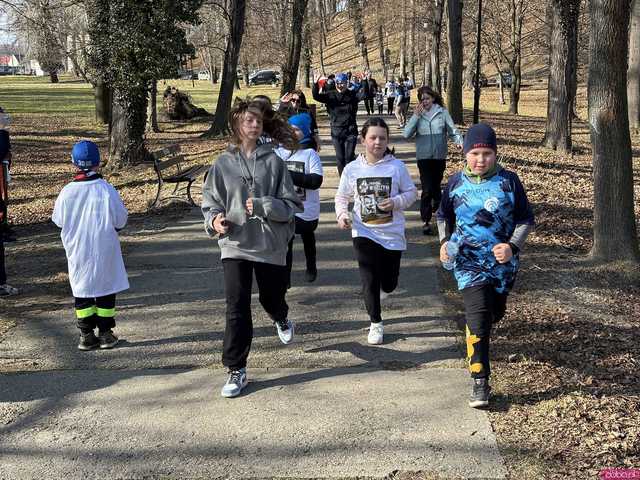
[278,90,321,151]
[312,70,370,175]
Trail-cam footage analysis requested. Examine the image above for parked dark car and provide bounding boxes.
[496,71,513,88]
[248,69,280,86]
[179,70,198,80]
[473,73,488,88]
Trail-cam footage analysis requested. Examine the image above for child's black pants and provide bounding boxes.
[74,294,117,333]
[387,97,395,115]
[331,129,358,176]
[461,284,508,379]
[222,258,289,370]
[417,159,446,225]
[364,97,374,115]
[353,237,402,323]
[286,217,319,283]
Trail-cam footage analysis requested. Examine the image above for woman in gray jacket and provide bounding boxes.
[403,86,463,235]
[202,99,303,398]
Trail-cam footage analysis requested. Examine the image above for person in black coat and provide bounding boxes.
[312,71,369,175]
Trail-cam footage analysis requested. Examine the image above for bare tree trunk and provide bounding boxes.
[628,0,640,130]
[508,0,524,114]
[446,0,463,123]
[426,33,433,86]
[146,79,160,133]
[543,0,580,152]
[281,0,309,94]
[241,60,250,87]
[205,0,246,137]
[95,79,111,124]
[109,85,149,168]
[348,0,370,71]
[431,0,445,92]
[409,0,416,84]
[589,0,640,262]
[302,21,312,88]
[376,0,388,80]
[400,1,407,76]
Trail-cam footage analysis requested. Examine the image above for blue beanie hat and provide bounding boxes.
[335,73,348,84]
[463,123,497,154]
[288,113,312,144]
[72,140,100,170]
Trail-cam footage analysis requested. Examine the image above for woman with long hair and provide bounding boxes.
[403,86,463,235]
[279,89,321,151]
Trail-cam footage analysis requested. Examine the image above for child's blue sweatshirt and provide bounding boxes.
[437,166,535,293]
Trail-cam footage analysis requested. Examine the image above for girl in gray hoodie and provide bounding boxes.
[202,99,303,398]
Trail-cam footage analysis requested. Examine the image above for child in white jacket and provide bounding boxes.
[335,117,417,345]
[52,140,129,351]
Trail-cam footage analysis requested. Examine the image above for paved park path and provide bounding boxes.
[0,111,507,479]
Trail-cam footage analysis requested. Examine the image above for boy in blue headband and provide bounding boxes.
[275,113,324,286]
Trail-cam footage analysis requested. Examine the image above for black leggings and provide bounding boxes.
[74,294,117,333]
[364,97,374,115]
[417,159,446,224]
[461,284,508,379]
[387,97,395,115]
[286,217,319,284]
[353,237,402,323]
[331,130,358,176]
[222,258,289,370]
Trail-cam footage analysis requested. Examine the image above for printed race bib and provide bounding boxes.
[357,177,392,225]
[286,160,306,201]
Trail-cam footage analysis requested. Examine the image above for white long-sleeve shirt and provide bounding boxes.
[335,153,417,250]
[52,177,129,298]
[275,146,323,222]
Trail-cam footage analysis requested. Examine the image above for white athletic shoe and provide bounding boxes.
[368,322,384,345]
[221,368,248,398]
[275,319,295,344]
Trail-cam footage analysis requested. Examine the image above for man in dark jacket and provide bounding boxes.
[312,72,369,175]
[364,76,378,116]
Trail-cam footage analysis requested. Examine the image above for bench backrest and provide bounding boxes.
[150,144,185,175]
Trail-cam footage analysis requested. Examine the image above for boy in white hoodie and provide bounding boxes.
[52,140,129,351]
[335,117,417,345]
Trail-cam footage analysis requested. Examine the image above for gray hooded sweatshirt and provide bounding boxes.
[201,143,303,266]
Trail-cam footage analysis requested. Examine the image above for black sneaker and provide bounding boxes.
[469,377,491,408]
[78,331,100,351]
[98,330,119,349]
[304,267,317,283]
[422,223,433,235]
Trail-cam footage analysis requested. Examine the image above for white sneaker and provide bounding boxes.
[275,319,295,344]
[221,368,248,398]
[368,322,384,345]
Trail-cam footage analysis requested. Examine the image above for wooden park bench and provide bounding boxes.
[148,144,209,208]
